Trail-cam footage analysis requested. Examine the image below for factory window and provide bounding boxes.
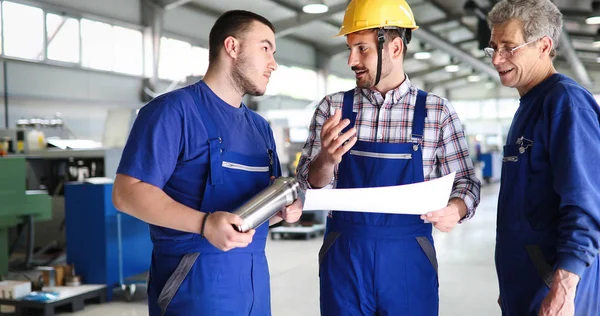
[327,74,355,95]
[190,46,209,77]
[481,100,498,119]
[81,19,113,71]
[46,14,80,63]
[158,37,192,82]
[3,1,44,60]
[464,101,481,119]
[452,102,467,119]
[497,99,518,118]
[453,100,481,119]
[81,19,143,75]
[112,26,143,76]
[266,65,318,100]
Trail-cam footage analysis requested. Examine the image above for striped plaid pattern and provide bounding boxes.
[296,76,481,220]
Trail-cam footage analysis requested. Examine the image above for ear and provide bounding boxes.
[223,36,241,59]
[388,36,404,60]
[539,36,553,57]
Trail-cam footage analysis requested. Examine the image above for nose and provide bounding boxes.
[491,52,506,67]
[348,50,359,68]
[269,55,278,71]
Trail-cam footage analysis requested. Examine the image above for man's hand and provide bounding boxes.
[277,199,303,223]
[203,211,255,251]
[539,269,579,316]
[318,109,357,166]
[308,109,358,189]
[420,198,467,232]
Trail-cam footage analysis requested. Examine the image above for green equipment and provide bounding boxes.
[0,156,52,276]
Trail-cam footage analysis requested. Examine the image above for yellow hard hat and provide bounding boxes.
[336,0,419,37]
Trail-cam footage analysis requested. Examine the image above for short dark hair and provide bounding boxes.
[383,28,412,56]
[208,10,275,64]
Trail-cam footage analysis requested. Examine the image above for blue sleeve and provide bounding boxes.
[116,100,183,189]
[549,95,600,276]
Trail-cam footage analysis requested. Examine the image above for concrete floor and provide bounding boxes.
[56,183,502,316]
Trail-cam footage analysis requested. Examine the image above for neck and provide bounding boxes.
[517,62,557,97]
[202,64,244,108]
[372,69,406,95]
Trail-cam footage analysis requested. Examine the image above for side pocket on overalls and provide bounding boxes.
[525,245,554,288]
[158,252,201,316]
[318,232,342,274]
[415,236,438,275]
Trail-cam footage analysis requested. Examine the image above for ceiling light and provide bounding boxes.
[596,56,600,63]
[587,1,600,24]
[302,3,328,14]
[414,51,432,60]
[467,75,481,82]
[587,16,600,24]
[445,64,459,72]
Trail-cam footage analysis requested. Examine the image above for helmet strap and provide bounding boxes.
[375,28,385,86]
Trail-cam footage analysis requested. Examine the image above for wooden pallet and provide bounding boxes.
[0,284,106,316]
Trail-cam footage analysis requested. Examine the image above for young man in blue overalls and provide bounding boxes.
[297,0,481,315]
[113,10,302,316]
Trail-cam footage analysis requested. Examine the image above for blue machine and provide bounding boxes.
[479,152,502,183]
[64,182,152,301]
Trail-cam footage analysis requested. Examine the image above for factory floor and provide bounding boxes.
[55,183,502,316]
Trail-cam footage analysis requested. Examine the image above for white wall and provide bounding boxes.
[1,59,143,141]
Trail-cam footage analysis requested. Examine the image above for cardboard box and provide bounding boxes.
[0,281,32,299]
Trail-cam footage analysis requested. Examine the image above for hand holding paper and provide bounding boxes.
[303,172,456,215]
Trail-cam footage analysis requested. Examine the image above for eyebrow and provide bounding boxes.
[347,42,370,48]
[489,40,519,47]
[261,39,276,54]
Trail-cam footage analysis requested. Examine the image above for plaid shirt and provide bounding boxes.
[296,76,481,220]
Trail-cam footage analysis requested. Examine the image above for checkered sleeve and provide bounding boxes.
[437,100,481,221]
[296,93,344,191]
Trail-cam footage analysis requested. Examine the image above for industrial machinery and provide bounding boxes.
[1,112,126,269]
[0,156,52,276]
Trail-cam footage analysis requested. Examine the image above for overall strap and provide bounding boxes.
[247,110,276,177]
[186,87,223,185]
[341,89,357,133]
[411,89,428,151]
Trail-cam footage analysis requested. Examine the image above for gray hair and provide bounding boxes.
[487,0,562,58]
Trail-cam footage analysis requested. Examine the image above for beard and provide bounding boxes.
[232,51,264,96]
[353,52,393,89]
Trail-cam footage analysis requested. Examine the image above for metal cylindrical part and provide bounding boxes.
[232,177,300,233]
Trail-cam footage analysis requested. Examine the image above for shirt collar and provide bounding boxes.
[357,74,413,106]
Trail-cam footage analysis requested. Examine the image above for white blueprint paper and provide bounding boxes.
[303,172,456,215]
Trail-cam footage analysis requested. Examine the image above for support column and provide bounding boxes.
[316,50,332,98]
[141,0,165,101]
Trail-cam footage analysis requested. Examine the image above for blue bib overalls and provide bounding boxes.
[147,85,275,316]
[319,89,439,316]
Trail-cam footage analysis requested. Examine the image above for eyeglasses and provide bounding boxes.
[483,38,541,59]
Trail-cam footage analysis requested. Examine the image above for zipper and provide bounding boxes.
[502,156,518,162]
[350,150,412,159]
[222,161,269,172]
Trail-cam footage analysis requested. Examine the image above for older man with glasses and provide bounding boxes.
[485,1,600,316]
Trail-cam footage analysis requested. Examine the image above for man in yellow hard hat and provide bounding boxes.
[296,0,481,314]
